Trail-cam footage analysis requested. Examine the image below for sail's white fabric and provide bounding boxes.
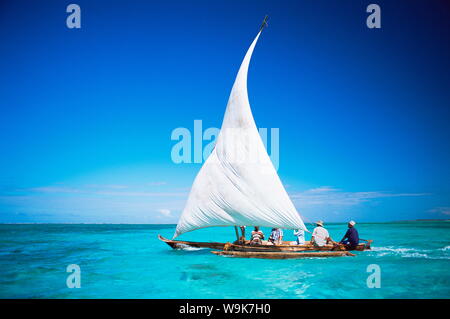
[174,31,307,238]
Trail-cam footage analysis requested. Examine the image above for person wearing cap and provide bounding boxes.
[311,221,333,247]
[339,220,359,250]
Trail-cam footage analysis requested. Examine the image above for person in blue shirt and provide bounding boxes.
[339,220,359,250]
[268,228,283,245]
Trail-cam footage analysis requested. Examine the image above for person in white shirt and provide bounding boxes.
[311,221,333,246]
[293,229,305,245]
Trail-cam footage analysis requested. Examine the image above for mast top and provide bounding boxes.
[260,15,269,31]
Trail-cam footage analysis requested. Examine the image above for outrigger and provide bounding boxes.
[211,250,356,259]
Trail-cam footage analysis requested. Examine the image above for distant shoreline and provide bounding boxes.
[394,219,450,222]
[0,219,448,225]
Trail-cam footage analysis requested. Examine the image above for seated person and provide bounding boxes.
[311,221,333,247]
[293,228,306,245]
[268,228,283,245]
[250,226,264,245]
[339,220,359,250]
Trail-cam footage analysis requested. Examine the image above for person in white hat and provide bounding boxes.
[339,220,359,249]
[311,220,333,247]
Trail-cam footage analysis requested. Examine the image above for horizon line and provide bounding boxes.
[0,219,448,225]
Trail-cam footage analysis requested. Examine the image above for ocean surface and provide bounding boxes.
[0,222,449,299]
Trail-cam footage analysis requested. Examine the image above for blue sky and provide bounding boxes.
[0,0,449,224]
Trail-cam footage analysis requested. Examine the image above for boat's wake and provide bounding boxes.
[370,246,450,259]
[175,244,207,251]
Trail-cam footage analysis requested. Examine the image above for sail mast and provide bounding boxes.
[260,15,269,31]
[234,226,240,241]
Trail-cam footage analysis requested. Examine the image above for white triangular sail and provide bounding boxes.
[174,30,307,238]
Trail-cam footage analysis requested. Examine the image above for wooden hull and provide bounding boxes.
[158,234,225,250]
[211,250,355,259]
[158,235,371,252]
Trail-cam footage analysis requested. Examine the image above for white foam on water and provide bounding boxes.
[370,246,411,257]
[371,246,450,260]
[372,246,414,253]
[176,244,206,251]
[372,246,423,258]
[402,252,428,258]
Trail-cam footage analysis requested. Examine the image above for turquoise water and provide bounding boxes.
[0,222,449,299]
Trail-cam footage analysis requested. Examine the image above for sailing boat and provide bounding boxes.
[158,17,371,258]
